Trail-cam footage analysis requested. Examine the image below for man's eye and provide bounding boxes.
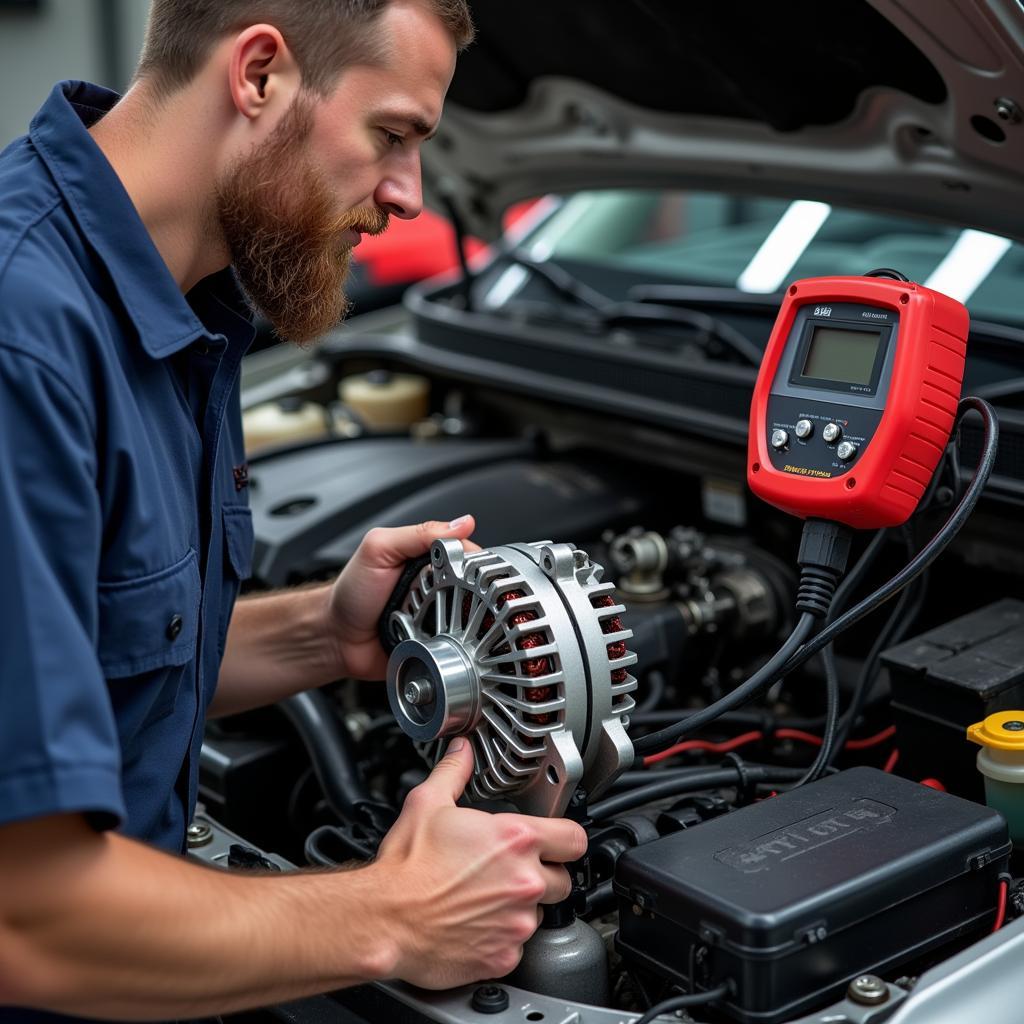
[383,130,404,147]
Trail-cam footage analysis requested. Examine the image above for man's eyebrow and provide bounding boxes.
[374,110,439,141]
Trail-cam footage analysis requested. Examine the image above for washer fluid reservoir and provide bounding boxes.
[968,710,1024,844]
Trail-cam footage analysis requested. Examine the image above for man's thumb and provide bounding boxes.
[426,737,474,803]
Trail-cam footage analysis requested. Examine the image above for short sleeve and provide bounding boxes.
[0,342,126,831]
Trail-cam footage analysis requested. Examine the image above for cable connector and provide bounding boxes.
[796,519,853,618]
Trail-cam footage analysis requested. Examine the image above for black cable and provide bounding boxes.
[864,267,911,282]
[633,982,732,1024]
[279,692,369,820]
[632,613,817,756]
[303,824,375,866]
[771,397,997,691]
[821,442,952,765]
[279,692,395,834]
[590,764,805,820]
[827,528,918,759]
[792,644,840,786]
[636,669,667,714]
[629,708,826,730]
[633,397,997,759]
[614,768,729,788]
[827,528,889,624]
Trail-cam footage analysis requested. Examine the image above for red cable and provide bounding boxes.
[773,725,896,750]
[844,725,898,750]
[883,749,900,773]
[993,880,1009,933]
[642,725,898,766]
[642,731,764,765]
[773,728,822,746]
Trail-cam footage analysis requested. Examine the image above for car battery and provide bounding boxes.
[614,767,1009,1024]
[882,598,1024,800]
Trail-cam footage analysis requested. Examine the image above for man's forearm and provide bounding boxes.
[0,815,396,1020]
[212,584,344,717]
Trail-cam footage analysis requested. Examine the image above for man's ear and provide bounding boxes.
[227,23,301,120]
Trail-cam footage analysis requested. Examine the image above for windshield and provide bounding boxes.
[509,190,1024,330]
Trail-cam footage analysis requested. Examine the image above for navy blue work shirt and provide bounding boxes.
[0,82,256,856]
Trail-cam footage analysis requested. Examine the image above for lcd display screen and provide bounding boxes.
[801,326,882,386]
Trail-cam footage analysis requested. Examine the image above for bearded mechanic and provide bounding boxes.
[0,1,586,1019]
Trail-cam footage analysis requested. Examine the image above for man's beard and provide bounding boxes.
[216,96,389,345]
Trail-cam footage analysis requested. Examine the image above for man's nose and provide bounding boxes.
[374,157,423,221]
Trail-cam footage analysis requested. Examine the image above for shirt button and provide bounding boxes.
[166,614,184,641]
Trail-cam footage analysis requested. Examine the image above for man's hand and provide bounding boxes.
[326,515,478,680]
[369,739,587,989]
[213,516,478,716]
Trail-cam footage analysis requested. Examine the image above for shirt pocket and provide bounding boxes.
[98,548,201,723]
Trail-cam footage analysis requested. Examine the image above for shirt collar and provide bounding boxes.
[29,81,253,359]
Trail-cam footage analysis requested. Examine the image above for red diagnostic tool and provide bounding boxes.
[748,275,969,529]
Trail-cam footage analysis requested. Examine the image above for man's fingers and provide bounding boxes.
[533,817,589,863]
[362,516,477,567]
[538,864,574,905]
[420,737,475,805]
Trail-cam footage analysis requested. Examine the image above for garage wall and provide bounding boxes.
[0,0,147,147]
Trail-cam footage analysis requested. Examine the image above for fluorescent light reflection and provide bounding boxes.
[924,229,1012,304]
[482,264,529,308]
[737,201,832,293]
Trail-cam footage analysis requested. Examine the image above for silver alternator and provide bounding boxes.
[384,539,637,816]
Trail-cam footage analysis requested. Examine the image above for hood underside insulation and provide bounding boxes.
[450,0,947,131]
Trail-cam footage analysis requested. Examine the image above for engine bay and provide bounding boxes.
[195,272,1024,1023]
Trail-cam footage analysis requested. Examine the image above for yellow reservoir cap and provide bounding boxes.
[967,711,1024,751]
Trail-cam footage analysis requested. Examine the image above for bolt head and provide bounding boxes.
[186,822,213,848]
[404,678,435,706]
[994,97,1023,124]
[1002,720,1024,732]
[848,974,888,1006]
[470,984,509,1014]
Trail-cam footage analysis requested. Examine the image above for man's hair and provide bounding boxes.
[135,0,474,98]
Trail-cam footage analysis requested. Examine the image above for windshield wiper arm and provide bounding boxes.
[502,250,762,365]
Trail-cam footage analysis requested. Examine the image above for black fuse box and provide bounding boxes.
[882,598,1024,800]
[614,768,1009,1024]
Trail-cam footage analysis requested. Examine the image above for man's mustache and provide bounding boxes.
[336,206,390,237]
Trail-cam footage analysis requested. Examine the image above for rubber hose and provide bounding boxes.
[279,690,370,822]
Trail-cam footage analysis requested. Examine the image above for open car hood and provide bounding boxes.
[424,0,1024,242]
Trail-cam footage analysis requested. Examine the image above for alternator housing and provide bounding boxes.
[385,539,637,816]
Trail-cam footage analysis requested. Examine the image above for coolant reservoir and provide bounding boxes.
[967,710,1024,844]
[243,399,329,453]
[339,370,429,431]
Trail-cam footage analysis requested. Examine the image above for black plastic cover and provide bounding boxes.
[883,598,1024,799]
[247,438,655,587]
[614,767,1009,1024]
